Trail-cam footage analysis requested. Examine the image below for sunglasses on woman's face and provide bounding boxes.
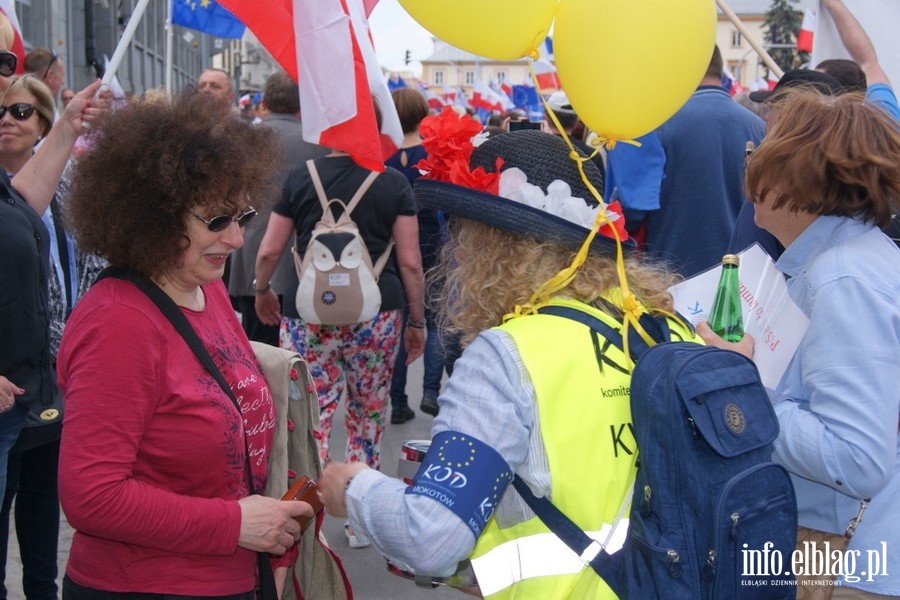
[0,51,17,78]
[190,206,257,232]
[0,103,36,121]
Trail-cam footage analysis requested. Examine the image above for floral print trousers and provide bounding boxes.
[280,309,402,470]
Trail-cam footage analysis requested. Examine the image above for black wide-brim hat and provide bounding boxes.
[415,130,634,256]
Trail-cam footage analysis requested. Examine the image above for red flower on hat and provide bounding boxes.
[598,200,628,242]
[416,107,503,195]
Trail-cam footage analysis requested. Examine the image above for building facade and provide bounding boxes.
[9,0,278,99]
[418,0,813,96]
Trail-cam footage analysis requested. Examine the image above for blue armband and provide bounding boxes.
[405,430,513,537]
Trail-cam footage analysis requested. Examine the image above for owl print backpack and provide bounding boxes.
[293,159,394,326]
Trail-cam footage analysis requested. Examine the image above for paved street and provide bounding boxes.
[5,359,460,599]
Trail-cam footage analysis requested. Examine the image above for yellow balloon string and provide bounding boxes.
[500,62,660,361]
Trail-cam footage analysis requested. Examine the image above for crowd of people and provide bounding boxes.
[0,0,898,597]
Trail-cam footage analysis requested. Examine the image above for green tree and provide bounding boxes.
[764,0,810,72]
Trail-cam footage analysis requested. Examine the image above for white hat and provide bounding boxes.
[547,91,574,114]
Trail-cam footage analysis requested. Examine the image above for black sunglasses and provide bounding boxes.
[190,206,257,232]
[0,103,36,121]
[0,51,17,78]
[42,53,58,80]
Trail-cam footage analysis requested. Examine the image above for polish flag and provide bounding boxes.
[0,0,26,73]
[219,0,401,172]
[422,87,445,110]
[532,58,562,91]
[470,80,504,112]
[797,9,815,53]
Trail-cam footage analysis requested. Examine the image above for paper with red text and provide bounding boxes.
[668,244,809,389]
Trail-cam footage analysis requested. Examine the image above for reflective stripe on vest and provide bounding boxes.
[472,521,629,597]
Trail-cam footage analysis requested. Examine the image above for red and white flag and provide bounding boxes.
[423,88,445,110]
[797,9,815,53]
[219,0,400,172]
[469,80,506,112]
[0,0,26,73]
[532,58,562,91]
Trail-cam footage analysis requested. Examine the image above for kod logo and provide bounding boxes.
[424,464,468,488]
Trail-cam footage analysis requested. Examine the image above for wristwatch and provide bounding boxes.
[252,278,271,294]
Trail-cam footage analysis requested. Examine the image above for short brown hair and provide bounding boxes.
[745,90,900,229]
[66,92,279,279]
[391,88,429,134]
[263,71,300,114]
[23,47,55,77]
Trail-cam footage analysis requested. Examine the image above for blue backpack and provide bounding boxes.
[514,305,797,599]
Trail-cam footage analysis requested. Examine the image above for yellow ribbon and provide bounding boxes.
[500,62,664,362]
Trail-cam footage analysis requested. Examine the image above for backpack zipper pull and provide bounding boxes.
[687,416,699,440]
[640,485,652,517]
[730,512,740,540]
[702,549,717,581]
[667,549,682,578]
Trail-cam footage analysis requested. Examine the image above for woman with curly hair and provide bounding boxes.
[56,92,314,598]
[317,110,700,598]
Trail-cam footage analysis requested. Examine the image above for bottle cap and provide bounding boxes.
[722,254,740,266]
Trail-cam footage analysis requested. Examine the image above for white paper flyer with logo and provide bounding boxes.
[668,244,809,389]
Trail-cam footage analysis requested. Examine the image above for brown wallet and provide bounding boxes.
[280,476,324,531]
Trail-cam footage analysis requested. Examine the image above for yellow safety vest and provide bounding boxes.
[470,298,695,599]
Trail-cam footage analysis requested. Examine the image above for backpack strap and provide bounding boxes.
[306,159,331,215]
[305,159,393,277]
[512,475,630,580]
[306,158,380,218]
[537,305,669,361]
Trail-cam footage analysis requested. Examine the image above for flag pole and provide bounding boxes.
[715,0,784,79]
[165,0,174,95]
[102,0,152,88]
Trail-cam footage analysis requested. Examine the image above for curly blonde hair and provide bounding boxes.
[431,219,680,346]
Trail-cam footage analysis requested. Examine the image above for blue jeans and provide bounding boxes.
[390,311,447,410]
[0,403,28,497]
[0,435,60,600]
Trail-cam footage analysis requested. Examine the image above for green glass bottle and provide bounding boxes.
[708,254,744,342]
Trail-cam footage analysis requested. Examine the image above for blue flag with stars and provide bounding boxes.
[172,0,246,40]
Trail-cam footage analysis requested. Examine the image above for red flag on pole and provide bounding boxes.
[797,9,815,53]
[218,0,399,172]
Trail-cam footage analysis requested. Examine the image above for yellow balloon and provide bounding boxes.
[554,0,717,140]
[398,0,558,60]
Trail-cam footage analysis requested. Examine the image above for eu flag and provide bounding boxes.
[172,0,246,40]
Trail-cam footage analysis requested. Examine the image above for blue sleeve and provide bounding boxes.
[603,132,665,212]
[866,84,900,122]
[772,276,900,499]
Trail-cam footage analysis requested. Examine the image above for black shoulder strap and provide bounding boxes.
[97,267,278,599]
[537,304,670,361]
[99,268,247,458]
[513,476,614,577]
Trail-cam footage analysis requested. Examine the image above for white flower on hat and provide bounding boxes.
[499,167,620,231]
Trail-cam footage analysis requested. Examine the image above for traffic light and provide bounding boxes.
[404,49,411,65]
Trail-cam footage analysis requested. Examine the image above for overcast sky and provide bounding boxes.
[368,0,434,74]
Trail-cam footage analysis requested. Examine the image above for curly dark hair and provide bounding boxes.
[66,91,279,279]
